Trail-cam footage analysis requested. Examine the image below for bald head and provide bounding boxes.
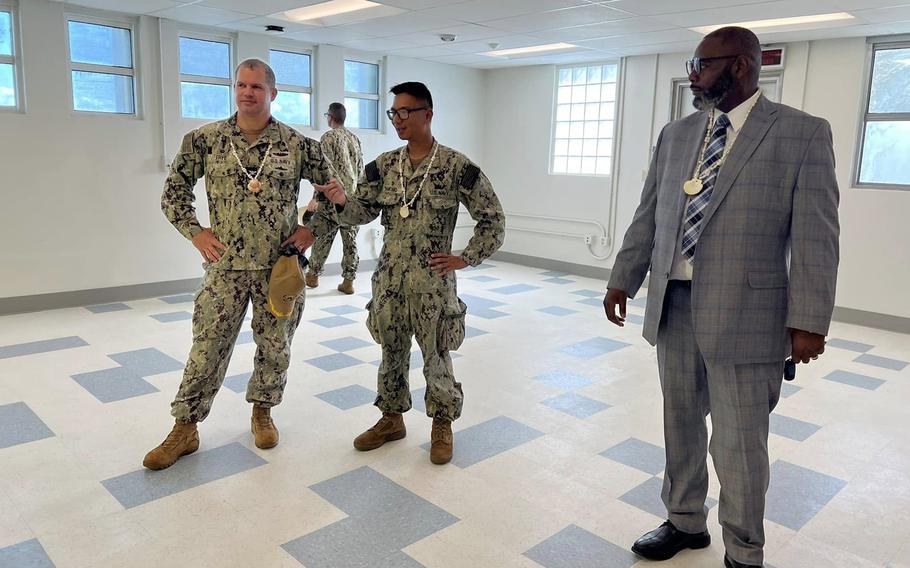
[704,26,761,84]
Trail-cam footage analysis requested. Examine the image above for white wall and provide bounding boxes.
[0,0,485,300]
[484,37,910,319]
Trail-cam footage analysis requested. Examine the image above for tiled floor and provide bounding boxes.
[1,261,909,568]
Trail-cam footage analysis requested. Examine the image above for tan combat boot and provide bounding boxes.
[305,272,319,288]
[353,413,406,451]
[337,278,355,295]
[251,405,279,449]
[143,420,199,470]
[430,418,453,465]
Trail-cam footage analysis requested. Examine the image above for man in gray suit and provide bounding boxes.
[603,27,839,568]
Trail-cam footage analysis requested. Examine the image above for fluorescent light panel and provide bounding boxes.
[691,12,855,34]
[284,0,382,22]
[484,42,578,58]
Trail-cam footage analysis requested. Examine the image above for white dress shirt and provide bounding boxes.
[669,88,763,281]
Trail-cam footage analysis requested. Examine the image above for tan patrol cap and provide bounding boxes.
[268,254,306,318]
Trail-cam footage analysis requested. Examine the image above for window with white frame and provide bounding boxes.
[269,48,311,126]
[552,63,619,176]
[857,41,910,188]
[67,18,136,114]
[344,59,379,130]
[179,36,231,120]
[0,7,18,109]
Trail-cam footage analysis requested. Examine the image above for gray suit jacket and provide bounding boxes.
[608,95,840,364]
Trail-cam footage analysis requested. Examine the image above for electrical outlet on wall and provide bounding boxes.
[584,235,593,245]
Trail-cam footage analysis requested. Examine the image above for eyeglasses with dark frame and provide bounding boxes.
[386,107,428,120]
[685,54,742,75]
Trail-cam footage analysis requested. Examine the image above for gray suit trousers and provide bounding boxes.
[657,281,783,566]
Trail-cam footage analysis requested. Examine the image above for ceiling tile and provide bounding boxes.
[421,0,590,23]
[484,4,630,34]
[64,0,183,13]
[577,28,702,50]
[339,37,421,51]
[151,4,258,25]
[649,0,855,28]
[600,0,775,17]
[832,0,910,9]
[375,0,470,9]
[395,23,506,46]
[850,4,910,25]
[283,27,377,43]
[331,11,467,36]
[213,15,326,35]
[531,16,672,42]
[198,0,326,16]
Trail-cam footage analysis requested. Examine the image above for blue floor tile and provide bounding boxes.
[571,289,602,298]
[780,383,802,398]
[312,316,357,328]
[619,477,717,520]
[625,313,644,325]
[541,392,611,418]
[534,370,594,390]
[765,460,846,530]
[823,370,885,390]
[306,353,365,372]
[525,524,637,568]
[222,373,250,394]
[102,443,267,509]
[0,402,55,449]
[826,338,873,353]
[601,438,665,475]
[151,311,193,323]
[0,539,56,568]
[320,336,373,352]
[411,387,427,414]
[109,348,183,377]
[285,467,455,568]
[490,284,541,295]
[159,293,196,304]
[463,263,495,271]
[470,308,510,319]
[85,303,131,313]
[459,294,506,311]
[421,415,544,468]
[71,366,159,403]
[853,353,908,371]
[770,414,821,441]
[467,275,499,283]
[628,296,648,308]
[543,277,576,285]
[576,297,604,307]
[465,326,488,338]
[561,337,631,359]
[537,306,578,316]
[0,336,88,360]
[316,385,376,410]
[322,305,363,315]
[237,330,254,345]
[540,270,570,277]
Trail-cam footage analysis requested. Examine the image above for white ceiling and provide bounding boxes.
[54,0,910,68]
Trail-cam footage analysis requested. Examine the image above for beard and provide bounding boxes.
[692,68,734,111]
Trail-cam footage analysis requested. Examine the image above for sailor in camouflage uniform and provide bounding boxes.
[305,102,364,295]
[144,59,328,470]
[314,82,505,464]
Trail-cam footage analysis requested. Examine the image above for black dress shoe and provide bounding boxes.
[724,553,762,567]
[631,520,711,561]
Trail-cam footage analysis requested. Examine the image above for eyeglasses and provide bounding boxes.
[386,107,428,120]
[323,112,331,119]
[685,54,741,75]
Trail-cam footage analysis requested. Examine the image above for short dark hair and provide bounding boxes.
[328,102,346,124]
[390,82,433,109]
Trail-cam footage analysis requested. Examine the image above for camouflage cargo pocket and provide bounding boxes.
[437,297,467,352]
[364,299,382,344]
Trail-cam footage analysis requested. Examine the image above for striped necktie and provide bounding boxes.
[681,113,730,262]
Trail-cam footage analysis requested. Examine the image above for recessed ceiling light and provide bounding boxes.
[483,42,578,58]
[284,0,382,23]
[691,12,855,35]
